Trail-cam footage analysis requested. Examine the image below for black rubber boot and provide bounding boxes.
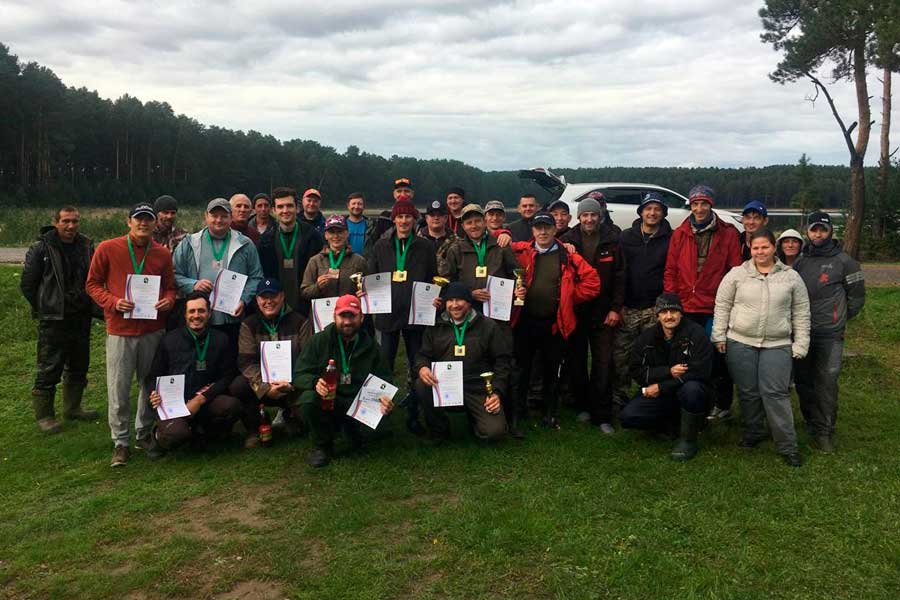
[62,383,98,421]
[32,390,61,434]
[671,409,703,461]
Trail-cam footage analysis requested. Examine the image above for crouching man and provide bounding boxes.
[146,292,241,458]
[619,294,713,461]
[293,295,394,468]
[414,282,510,443]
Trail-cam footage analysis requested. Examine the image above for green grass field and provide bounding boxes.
[1,267,898,599]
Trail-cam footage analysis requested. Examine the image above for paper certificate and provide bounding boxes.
[347,374,398,430]
[483,276,515,322]
[260,340,292,383]
[210,269,248,316]
[125,274,161,320]
[432,361,464,407]
[408,281,440,326]
[311,297,339,333]
[155,374,190,420]
[360,272,392,314]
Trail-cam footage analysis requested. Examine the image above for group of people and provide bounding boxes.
[20,178,865,469]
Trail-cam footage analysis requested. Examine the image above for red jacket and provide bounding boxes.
[663,216,741,314]
[510,240,601,339]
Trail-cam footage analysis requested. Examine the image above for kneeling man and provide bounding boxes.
[619,294,713,461]
[414,282,510,443]
[293,295,394,467]
[147,292,241,458]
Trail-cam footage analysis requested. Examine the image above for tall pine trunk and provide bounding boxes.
[842,45,872,259]
[875,66,892,240]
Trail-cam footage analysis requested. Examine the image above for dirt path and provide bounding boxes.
[1,246,898,286]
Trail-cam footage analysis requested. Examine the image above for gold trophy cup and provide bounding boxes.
[480,371,497,413]
[512,268,525,306]
[350,272,364,294]
[432,276,450,287]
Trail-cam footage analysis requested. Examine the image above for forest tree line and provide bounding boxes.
[0,42,894,217]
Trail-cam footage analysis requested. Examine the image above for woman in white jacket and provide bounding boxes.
[712,229,810,467]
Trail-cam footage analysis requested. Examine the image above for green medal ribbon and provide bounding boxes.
[261,306,285,341]
[453,317,471,348]
[328,248,346,270]
[205,229,230,263]
[187,328,210,364]
[471,235,488,267]
[279,225,299,260]
[394,236,411,271]
[338,334,359,376]
[127,236,149,274]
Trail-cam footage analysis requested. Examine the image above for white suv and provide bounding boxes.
[519,167,744,231]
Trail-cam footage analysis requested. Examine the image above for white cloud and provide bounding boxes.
[1,0,892,170]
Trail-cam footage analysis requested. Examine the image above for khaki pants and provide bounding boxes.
[106,330,164,447]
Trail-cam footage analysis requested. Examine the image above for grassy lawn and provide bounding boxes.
[0,266,898,599]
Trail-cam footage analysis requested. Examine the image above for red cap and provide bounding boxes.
[334,294,361,316]
[303,188,321,199]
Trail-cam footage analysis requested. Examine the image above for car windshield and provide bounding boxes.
[575,188,684,209]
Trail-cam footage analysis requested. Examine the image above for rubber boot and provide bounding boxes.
[62,382,98,421]
[32,390,62,434]
[671,409,703,461]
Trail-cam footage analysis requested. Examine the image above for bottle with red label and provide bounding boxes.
[321,359,338,411]
[258,404,272,445]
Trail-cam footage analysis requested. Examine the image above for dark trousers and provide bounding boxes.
[619,380,710,431]
[33,315,92,392]
[795,336,844,437]
[415,379,507,442]
[379,328,424,423]
[685,313,733,410]
[514,316,563,420]
[229,374,293,431]
[568,318,615,423]
[156,394,242,449]
[298,397,362,449]
[212,322,242,352]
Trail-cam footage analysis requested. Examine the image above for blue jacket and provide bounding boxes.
[172,228,263,324]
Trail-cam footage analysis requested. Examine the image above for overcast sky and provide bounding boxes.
[3,0,894,171]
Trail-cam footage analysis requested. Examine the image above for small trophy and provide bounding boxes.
[480,371,498,413]
[350,272,364,294]
[432,276,450,287]
[513,268,526,306]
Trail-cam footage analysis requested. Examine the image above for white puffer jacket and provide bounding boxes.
[712,259,811,358]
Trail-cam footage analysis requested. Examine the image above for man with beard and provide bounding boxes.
[664,184,741,422]
[414,283,510,443]
[792,212,865,453]
[258,187,324,317]
[444,187,466,237]
[561,196,625,433]
[619,294,714,461]
[612,192,673,407]
[146,292,241,458]
[508,194,540,242]
[21,206,98,433]
[293,295,394,468]
[346,192,370,255]
[364,177,416,254]
[229,193,261,245]
[231,278,311,448]
[152,195,187,252]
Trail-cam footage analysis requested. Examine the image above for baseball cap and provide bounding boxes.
[742,200,768,217]
[130,203,157,219]
[807,211,833,233]
[532,212,555,227]
[303,188,321,199]
[257,278,283,296]
[460,203,484,220]
[484,200,506,213]
[324,215,347,230]
[334,294,362,316]
[547,199,569,213]
[425,200,447,215]
[206,198,232,214]
[394,177,412,190]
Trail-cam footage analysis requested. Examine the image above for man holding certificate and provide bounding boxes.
[300,215,368,301]
[145,292,241,458]
[172,198,263,347]
[414,282,510,444]
[87,202,177,467]
[366,199,436,436]
[293,295,394,468]
[231,278,312,448]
